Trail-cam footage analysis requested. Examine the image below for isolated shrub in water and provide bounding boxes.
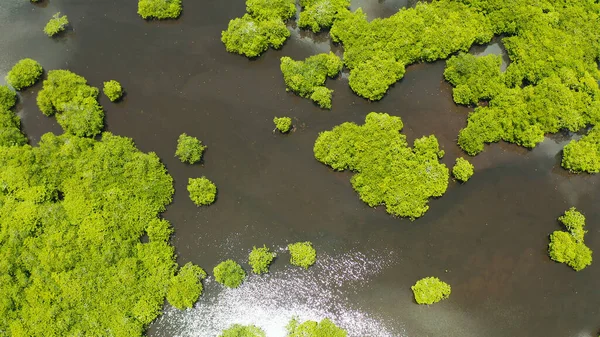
[248,245,276,274]
[0,85,17,110]
[452,157,474,182]
[221,14,290,58]
[273,117,292,133]
[220,324,266,337]
[187,177,217,206]
[6,58,43,90]
[43,12,69,37]
[103,80,123,102]
[562,127,600,173]
[176,133,206,164]
[411,277,451,305]
[548,207,592,271]
[298,0,350,33]
[286,317,347,337]
[167,262,207,310]
[214,260,246,288]
[288,241,316,269]
[138,0,182,19]
[310,86,333,109]
[314,112,449,219]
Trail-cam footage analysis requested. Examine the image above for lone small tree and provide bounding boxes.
[103,80,123,102]
[288,241,316,269]
[248,245,276,274]
[213,260,246,288]
[44,13,69,37]
[273,116,292,133]
[6,58,43,90]
[187,177,217,206]
[176,133,207,164]
[411,277,451,304]
[452,157,474,182]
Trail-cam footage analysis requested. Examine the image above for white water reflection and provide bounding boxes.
[154,250,401,337]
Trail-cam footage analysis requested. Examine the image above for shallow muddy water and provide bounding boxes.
[1,0,599,336]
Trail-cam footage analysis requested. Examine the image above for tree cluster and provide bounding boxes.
[548,207,593,271]
[314,112,449,219]
[138,0,182,19]
[6,58,43,91]
[330,1,493,100]
[0,131,204,336]
[36,70,104,137]
[286,318,347,337]
[221,0,295,58]
[280,52,342,109]
[562,127,600,173]
[0,86,27,147]
[298,0,350,33]
[411,277,451,305]
[287,241,316,269]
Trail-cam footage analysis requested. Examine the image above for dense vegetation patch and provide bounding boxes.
[138,0,182,20]
[273,116,292,133]
[411,277,451,305]
[0,131,204,335]
[548,207,593,271]
[288,241,316,269]
[562,127,600,173]
[442,1,600,158]
[43,12,69,37]
[166,263,207,310]
[219,324,266,337]
[330,1,493,100]
[214,260,247,288]
[314,112,449,219]
[6,58,43,91]
[280,52,342,109]
[248,245,276,274]
[0,86,27,147]
[298,0,350,33]
[37,70,104,137]
[222,0,295,58]
[103,80,123,102]
[176,133,206,164]
[286,318,347,337]
[187,177,217,206]
[452,157,474,183]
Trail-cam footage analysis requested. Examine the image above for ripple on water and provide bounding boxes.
[154,250,403,337]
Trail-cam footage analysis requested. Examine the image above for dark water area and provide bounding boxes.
[1,0,599,336]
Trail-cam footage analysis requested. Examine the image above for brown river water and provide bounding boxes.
[0,0,598,336]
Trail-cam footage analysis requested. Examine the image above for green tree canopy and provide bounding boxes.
[43,12,69,37]
[288,241,316,269]
[219,324,266,337]
[298,0,350,33]
[176,133,207,164]
[6,58,43,91]
[452,157,474,183]
[548,207,593,271]
[187,177,217,206]
[286,318,347,337]
[138,0,182,19]
[314,112,449,219]
[103,80,123,102]
[248,245,276,274]
[213,260,246,288]
[411,277,452,305]
[166,262,207,310]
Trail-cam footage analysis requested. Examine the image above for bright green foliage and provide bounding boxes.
[246,0,295,21]
[449,1,600,156]
[103,80,123,102]
[444,53,505,106]
[175,133,206,164]
[273,116,292,133]
[213,260,246,288]
[222,0,295,58]
[310,86,333,109]
[562,127,600,173]
[0,131,193,336]
[187,177,217,206]
[347,53,405,101]
[411,277,452,305]
[6,58,43,91]
[330,1,493,100]
[286,318,347,337]
[280,52,342,108]
[167,263,207,310]
[43,12,69,37]
[288,241,316,269]
[138,0,182,19]
[0,85,17,111]
[220,324,266,337]
[221,14,290,58]
[452,157,474,182]
[0,86,27,147]
[36,70,104,137]
[298,0,350,33]
[248,245,276,274]
[549,207,592,271]
[314,112,449,219]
